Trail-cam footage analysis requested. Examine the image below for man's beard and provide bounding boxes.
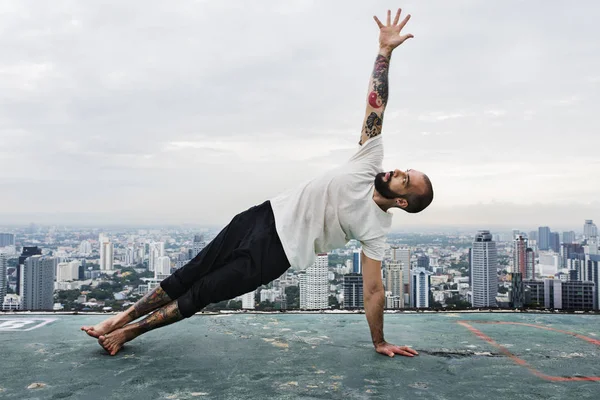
[374,172,399,200]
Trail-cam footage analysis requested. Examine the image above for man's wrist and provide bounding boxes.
[378,46,393,58]
[373,339,386,348]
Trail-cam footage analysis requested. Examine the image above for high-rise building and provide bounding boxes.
[99,235,114,271]
[148,242,165,272]
[343,273,363,309]
[17,246,42,295]
[510,273,524,308]
[125,247,136,266]
[392,247,411,306]
[513,235,527,275]
[525,279,595,310]
[56,260,80,282]
[470,230,498,307]
[299,253,328,309]
[155,256,171,279]
[79,240,92,256]
[385,260,404,308]
[584,220,598,240]
[525,248,535,279]
[241,290,255,309]
[352,250,361,274]
[550,232,560,253]
[538,227,551,251]
[416,255,429,270]
[191,235,206,259]
[411,267,431,308]
[0,233,15,247]
[21,255,56,310]
[0,254,7,303]
[562,231,576,244]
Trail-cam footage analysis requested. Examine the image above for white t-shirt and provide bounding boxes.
[269,136,393,270]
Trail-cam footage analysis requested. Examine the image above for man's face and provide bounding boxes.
[374,169,427,203]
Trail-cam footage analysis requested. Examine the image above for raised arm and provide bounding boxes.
[359,8,414,146]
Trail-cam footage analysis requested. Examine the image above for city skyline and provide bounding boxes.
[1,1,599,227]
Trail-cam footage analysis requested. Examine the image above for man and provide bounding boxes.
[82,8,433,358]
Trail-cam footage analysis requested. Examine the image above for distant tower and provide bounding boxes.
[155,256,171,280]
[470,230,498,307]
[148,242,165,272]
[99,235,114,271]
[343,273,364,309]
[0,254,7,304]
[411,268,431,308]
[21,255,56,310]
[550,232,560,253]
[299,254,328,309]
[584,220,598,240]
[538,227,551,251]
[385,260,404,308]
[241,291,255,309]
[513,235,527,275]
[17,246,42,295]
[525,248,535,279]
[191,235,206,259]
[352,250,361,274]
[395,247,411,306]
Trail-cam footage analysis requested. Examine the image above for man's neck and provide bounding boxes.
[372,189,395,212]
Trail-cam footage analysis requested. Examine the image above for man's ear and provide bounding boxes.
[396,198,408,209]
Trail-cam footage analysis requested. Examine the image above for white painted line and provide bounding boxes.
[0,318,57,331]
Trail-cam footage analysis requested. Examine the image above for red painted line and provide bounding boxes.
[457,320,600,382]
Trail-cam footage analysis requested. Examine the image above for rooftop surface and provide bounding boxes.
[1,312,599,399]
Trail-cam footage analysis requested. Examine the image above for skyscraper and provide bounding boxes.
[299,253,328,309]
[411,267,431,308]
[56,260,80,282]
[21,255,56,310]
[343,273,363,309]
[392,247,411,306]
[17,246,42,295]
[99,235,114,271]
[352,250,361,274]
[525,248,535,279]
[385,260,404,308]
[0,233,15,247]
[0,253,7,304]
[550,232,560,253]
[241,290,255,309]
[513,235,527,275]
[538,227,551,251]
[148,242,165,272]
[470,230,498,308]
[584,220,598,240]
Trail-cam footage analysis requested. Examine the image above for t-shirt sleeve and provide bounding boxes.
[360,236,387,261]
[348,135,383,167]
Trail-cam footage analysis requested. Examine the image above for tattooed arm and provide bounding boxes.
[359,8,414,146]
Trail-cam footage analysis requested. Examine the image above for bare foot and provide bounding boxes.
[98,326,138,356]
[81,313,129,339]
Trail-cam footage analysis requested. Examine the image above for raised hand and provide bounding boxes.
[373,8,413,53]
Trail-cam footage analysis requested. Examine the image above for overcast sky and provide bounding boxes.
[0,0,599,231]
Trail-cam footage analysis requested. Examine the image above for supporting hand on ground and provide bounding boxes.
[375,341,419,358]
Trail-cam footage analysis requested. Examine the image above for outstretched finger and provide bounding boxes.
[373,15,384,29]
[393,8,402,26]
[399,33,414,43]
[398,14,411,31]
[403,347,419,356]
[386,9,391,26]
[394,348,415,357]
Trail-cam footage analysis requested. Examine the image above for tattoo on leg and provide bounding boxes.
[127,286,173,321]
[133,301,183,334]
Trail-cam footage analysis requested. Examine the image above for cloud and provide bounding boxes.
[0,0,599,228]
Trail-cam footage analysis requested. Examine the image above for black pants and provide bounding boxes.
[160,200,291,318]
